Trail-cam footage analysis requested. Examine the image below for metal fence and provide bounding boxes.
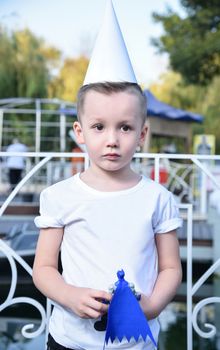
[0,151,220,349]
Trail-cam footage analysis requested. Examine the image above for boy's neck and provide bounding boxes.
[79,167,141,192]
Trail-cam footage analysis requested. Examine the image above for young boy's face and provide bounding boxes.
[73,90,147,174]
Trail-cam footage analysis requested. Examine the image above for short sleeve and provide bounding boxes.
[153,193,182,234]
[34,188,64,229]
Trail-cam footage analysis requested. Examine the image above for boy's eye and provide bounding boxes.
[93,123,104,131]
[121,124,131,132]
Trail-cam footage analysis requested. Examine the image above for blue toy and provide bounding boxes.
[105,270,157,348]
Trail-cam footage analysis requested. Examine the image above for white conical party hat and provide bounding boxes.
[83,0,137,85]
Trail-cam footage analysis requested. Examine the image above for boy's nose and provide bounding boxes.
[106,130,119,148]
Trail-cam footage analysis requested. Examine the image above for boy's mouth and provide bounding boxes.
[103,153,121,160]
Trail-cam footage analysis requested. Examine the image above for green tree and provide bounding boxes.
[48,56,89,102]
[12,29,61,98]
[150,71,206,111]
[0,26,61,98]
[150,72,220,153]
[0,26,17,97]
[152,0,220,85]
[194,76,220,152]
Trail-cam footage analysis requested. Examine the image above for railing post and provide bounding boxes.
[209,207,220,349]
[154,156,160,183]
[0,152,220,349]
[35,100,41,164]
[0,109,3,152]
[187,204,193,350]
[60,104,66,153]
[200,168,207,215]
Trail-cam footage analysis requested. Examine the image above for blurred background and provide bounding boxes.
[1,1,220,349]
[1,0,220,153]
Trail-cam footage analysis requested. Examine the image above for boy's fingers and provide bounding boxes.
[92,290,112,302]
[83,307,101,319]
[83,301,109,319]
[88,298,109,313]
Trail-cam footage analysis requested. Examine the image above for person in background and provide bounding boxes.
[6,138,28,191]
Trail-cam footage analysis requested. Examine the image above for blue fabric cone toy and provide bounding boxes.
[105,270,157,348]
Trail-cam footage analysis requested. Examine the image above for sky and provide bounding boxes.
[1,0,185,86]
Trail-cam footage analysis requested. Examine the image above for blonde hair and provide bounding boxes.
[77,82,147,124]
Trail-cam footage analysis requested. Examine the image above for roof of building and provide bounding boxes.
[145,90,204,123]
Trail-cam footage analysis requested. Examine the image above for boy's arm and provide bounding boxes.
[140,230,182,320]
[33,228,111,318]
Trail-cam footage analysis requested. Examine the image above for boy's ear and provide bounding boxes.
[139,125,148,147]
[73,121,85,144]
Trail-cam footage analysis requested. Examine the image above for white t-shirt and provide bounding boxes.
[35,174,182,350]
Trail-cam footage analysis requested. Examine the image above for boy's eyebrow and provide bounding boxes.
[118,119,136,123]
[87,117,137,124]
[87,117,104,123]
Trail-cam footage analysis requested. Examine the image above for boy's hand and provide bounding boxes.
[63,285,112,319]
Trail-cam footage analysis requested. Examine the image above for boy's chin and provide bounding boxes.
[98,163,131,173]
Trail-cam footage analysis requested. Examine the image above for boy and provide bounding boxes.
[33,1,182,349]
[33,81,182,350]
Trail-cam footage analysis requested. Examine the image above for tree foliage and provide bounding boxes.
[0,25,88,148]
[152,0,220,85]
[0,26,61,98]
[48,56,89,102]
[194,76,220,152]
[0,27,17,97]
[149,72,220,153]
[150,71,205,111]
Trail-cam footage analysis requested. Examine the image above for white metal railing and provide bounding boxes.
[0,151,220,349]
